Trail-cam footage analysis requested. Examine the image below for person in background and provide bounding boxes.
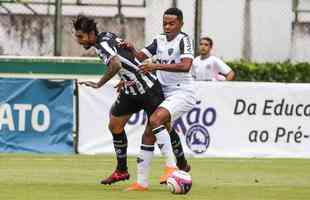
[191,37,235,81]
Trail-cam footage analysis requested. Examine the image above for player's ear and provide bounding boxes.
[180,21,184,28]
[89,30,97,41]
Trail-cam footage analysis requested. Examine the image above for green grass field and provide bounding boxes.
[0,154,309,200]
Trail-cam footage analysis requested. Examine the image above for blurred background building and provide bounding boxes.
[0,0,310,62]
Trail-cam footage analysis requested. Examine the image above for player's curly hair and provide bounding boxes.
[164,7,183,22]
[73,14,98,35]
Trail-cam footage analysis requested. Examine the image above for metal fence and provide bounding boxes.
[1,0,310,62]
[0,0,147,56]
[0,0,202,57]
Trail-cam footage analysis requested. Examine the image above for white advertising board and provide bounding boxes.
[78,81,310,158]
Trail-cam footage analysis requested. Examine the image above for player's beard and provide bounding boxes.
[83,44,91,50]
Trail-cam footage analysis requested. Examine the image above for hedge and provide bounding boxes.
[228,61,310,83]
[1,57,310,83]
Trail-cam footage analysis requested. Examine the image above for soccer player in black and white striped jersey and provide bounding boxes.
[73,15,175,187]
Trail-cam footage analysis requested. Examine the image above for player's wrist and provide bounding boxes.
[156,64,165,70]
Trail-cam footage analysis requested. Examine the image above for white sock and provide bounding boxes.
[153,126,176,168]
[137,145,154,188]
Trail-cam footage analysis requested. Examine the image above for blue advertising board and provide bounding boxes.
[0,78,75,153]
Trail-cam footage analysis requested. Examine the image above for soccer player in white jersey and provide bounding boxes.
[191,37,235,81]
[123,8,197,191]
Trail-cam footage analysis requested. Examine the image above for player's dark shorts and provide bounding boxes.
[110,81,164,117]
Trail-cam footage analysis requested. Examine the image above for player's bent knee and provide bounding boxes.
[149,109,170,129]
[108,121,124,134]
[149,116,163,128]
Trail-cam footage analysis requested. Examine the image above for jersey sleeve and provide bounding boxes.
[97,41,117,65]
[190,58,198,79]
[179,36,194,59]
[141,39,157,58]
[213,57,232,75]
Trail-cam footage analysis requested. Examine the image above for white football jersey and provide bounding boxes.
[191,56,232,81]
[142,32,194,86]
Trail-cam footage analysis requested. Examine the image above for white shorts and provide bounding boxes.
[159,83,197,123]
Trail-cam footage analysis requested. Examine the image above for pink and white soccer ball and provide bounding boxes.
[166,170,192,194]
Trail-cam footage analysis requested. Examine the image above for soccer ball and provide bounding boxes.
[166,170,192,194]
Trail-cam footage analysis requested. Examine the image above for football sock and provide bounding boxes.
[112,131,128,171]
[153,125,176,167]
[170,129,187,167]
[137,144,154,188]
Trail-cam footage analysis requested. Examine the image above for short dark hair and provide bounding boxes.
[201,37,213,47]
[164,7,183,22]
[73,15,98,35]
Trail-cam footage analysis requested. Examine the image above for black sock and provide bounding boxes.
[112,131,128,171]
[170,129,187,167]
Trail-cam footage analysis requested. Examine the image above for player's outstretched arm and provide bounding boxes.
[79,81,100,88]
[96,56,121,87]
[80,56,121,89]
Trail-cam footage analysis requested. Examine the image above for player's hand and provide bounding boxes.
[118,41,135,51]
[114,80,125,93]
[138,63,157,74]
[79,81,100,88]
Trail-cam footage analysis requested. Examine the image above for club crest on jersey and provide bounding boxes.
[172,101,216,154]
[168,48,174,56]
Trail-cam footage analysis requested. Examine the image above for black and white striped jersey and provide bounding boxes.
[94,32,157,95]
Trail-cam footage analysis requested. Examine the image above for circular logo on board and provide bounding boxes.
[185,124,210,154]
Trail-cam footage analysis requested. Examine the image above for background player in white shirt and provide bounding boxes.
[123,8,197,191]
[191,37,235,81]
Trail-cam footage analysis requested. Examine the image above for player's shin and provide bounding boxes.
[112,131,128,171]
[170,129,190,171]
[136,144,154,188]
[153,126,176,168]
